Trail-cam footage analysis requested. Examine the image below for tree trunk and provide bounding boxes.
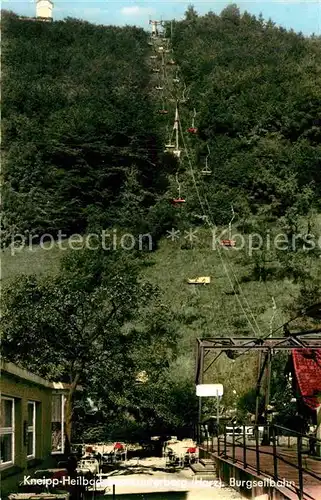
[64,372,81,456]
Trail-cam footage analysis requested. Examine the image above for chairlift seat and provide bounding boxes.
[167,60,176,65]
[155,86,163,90]
[158,109,168,115]
[165,144,175,149]
[173,150,181,158]
[187,277,211,285]
[173,78,180,83]
[170,198,186,205]
[201,169,211,175]
[150,55,157,59]
[152,68,160,73]
[221,239,236,247]
[188,127,198,134]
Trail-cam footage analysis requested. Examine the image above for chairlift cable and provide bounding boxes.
[172,69,263,336]
[178,107,261,337]
[203,195,262,336]
[178,119,258,333]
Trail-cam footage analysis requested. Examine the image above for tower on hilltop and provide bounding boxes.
[36,0,54,21]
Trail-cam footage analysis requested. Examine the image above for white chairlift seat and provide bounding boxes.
[173,78,180,83]
[201,169,211,175]
[150,55,157,59]
[188,276,211,284]
[164,144,175,153]
[173,149,181,159]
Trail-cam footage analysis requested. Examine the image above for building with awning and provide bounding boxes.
[0,361,73,495]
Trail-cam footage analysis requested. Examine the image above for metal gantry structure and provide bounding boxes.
[196,334,321,384]
[196,333,321,443]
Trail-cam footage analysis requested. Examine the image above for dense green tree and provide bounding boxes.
[1,11,169,242]
[1,247,198,443]
[1,249,156,444]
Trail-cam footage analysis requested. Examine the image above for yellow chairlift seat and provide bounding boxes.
[187,276,211,285]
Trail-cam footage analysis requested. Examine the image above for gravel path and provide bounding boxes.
[97,457,243,498]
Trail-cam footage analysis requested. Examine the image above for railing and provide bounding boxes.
[201,424,321,500]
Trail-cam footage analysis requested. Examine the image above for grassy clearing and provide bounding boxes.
[3,224,319,399]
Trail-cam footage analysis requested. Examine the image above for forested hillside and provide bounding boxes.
[2,11,174,243]
[167,5,321,225]
[2,5,321,440]
[3,7,321,240]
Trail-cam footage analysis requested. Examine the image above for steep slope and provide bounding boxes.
[2,7,321,418]
[1,12,168,242]
[168,5,321,225]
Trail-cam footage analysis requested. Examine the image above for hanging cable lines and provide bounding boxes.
[147,19,268,339]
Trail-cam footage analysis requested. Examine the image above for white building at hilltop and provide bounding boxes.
[36,0,54,20]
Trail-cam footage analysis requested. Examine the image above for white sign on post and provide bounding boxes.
[196,384,224,397]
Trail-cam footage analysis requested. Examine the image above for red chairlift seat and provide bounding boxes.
[188,127,198,134]
[170,198,186,205]
[221,239,236,247]
[114,442,124,450]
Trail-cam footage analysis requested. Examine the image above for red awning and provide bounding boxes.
[292,349,321,410]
